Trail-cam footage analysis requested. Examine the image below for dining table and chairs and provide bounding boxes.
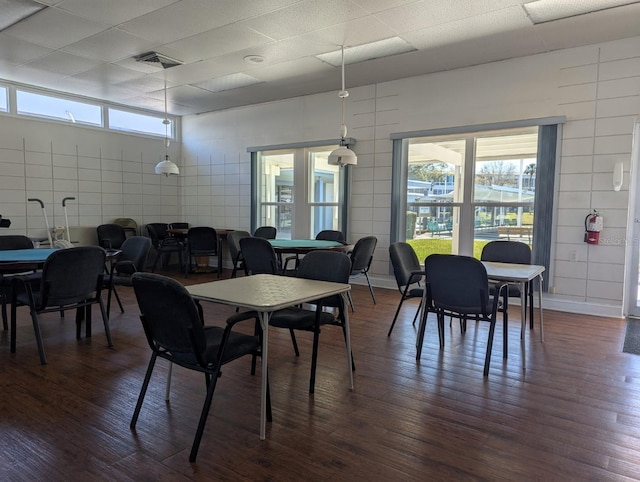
[414,250,545,375]
[185,268,354,441]
[9,246,114,365]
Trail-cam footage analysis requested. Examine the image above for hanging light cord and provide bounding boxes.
[163,79,170,153]
[338,45,349,144]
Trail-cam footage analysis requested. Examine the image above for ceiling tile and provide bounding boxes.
[117,0,235,45]
[71,63,143,85]
[3,7,108,49]
[0,33,53,64]
[25,51,102,75]
[55,0,181,25]
[243,0,370,41]
[61,28,156,63]
[162,24,273,64]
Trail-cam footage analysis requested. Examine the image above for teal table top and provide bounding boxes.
[269,239,343,248]
[0,248,58,262]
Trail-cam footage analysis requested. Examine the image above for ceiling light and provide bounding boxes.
[244,55,265,64]
[328,46,357,168]
[316,37,416,67]
[155,79,179,176]
[0,0,46,32]
[523,0,640,24]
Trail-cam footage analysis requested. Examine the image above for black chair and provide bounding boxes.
[130,272,270,463]
[105,236,151,316]
[253,226,276,239]
[0,235,35,330]
[239,237,296,276]
[146,223,185,273]
[185,227,218,277]
[168,222,189,230]
[268,250,354,393]
[387,242,425,336]
[316,230,346,243]
[347,236,378,310]
[97,224,127,250]
[227,230,251,278]
[481,240,534,328]
[417,254,507,376]
[10,246,112,365]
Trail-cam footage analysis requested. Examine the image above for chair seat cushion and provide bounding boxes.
[202,326,260,365]
[407,287,423,298]
[269,306,336,330]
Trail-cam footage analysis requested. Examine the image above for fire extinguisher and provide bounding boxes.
[584,210,603,245]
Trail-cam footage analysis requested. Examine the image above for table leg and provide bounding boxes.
[520,280,527,370]
[258,311,270,440]
[342,292,354,390]
[217,238,223,279]
[538,275,544,342]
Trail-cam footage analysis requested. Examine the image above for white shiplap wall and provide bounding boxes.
[0,115,181,243]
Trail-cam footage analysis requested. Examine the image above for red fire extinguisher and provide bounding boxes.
[584,210,603,245]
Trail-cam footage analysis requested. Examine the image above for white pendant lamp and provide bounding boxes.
[328,46,357,167]
[155,79,180,176]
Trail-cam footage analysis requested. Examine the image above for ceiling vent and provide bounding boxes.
[134,52,182,70]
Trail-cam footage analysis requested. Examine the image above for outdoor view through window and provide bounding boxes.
[404,127,538,260]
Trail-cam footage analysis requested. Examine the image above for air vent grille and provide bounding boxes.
[134,52,182,69]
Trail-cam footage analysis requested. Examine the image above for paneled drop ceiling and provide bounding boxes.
[1,0,639,116]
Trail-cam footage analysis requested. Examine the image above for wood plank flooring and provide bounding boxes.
[2,267,640,481]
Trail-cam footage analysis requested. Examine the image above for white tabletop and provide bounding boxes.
[186,274,350,310]
[482,261,545,283]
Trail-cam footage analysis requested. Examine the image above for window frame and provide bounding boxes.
[390,118,563,289]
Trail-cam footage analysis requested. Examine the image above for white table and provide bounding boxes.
[482,261,545,342]
[186,274,353,440]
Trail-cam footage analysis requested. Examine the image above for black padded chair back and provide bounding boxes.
[132,272,206,364]
[227,230,251,277]
[39,247,106,308]
[425,254,490,316]
[254,226,277,239]
[0,235,34,250]
[481,240,531,264]
[187,227,217,254]
[97,224,127,249]
[315,230,345,243]
[297,250,351,308]
[169,222,189,230]
[146,223,169,247]
[387,242,425,336]
[240,237,279,275]
[350,236,377,273]
[389,242,423,291]
[115,236,151,275]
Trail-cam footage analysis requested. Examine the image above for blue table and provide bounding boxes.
[0,248,58,262]
[268,239,351,254]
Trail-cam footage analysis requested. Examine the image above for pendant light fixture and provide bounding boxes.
[328,45,357,167]
[155,79,179,176]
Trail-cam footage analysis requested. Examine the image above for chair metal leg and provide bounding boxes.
[130,353,157,429]
[98,298,113,347]
[347,291,355,312]
[189,369,220,462]
[387,298,405,336]
[484,319,497,376]
[416,308,429,360]
[364,272,376,304]
[29,309,47,365]
[289,329,300,356]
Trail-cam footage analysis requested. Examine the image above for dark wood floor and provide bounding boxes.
[2,266,640,481]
